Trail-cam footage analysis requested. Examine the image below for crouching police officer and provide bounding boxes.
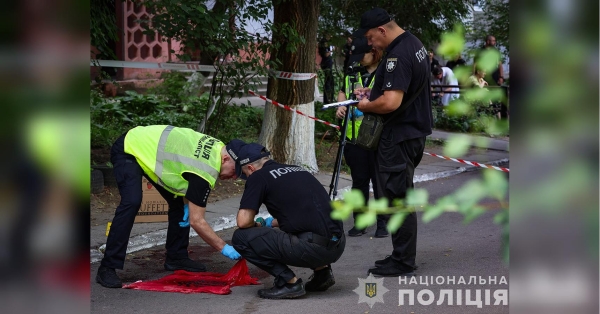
[96,125,241,288]
[226,140,346,299]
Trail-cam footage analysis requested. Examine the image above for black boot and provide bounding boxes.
[348,226,367,237]
[164,257,207,272]
[96,265,122,288]
[305,267,335,292]
[258,279,306,299]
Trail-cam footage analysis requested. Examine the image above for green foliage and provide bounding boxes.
[319,0,472,48]
[90,0,119,60]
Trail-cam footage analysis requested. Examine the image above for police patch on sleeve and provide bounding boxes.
[386,58,397,72]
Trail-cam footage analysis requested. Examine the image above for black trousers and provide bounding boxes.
[232,228,345,287]
[101,134,190,269]
[343,142,387,228]
[322,68,335,104]
[373,135,426,272]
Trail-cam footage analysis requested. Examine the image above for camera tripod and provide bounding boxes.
[328,74,359,199]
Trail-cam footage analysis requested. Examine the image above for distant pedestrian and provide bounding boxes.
[319,34,335,104]
[431,65,460,106]
[445,54,467,70]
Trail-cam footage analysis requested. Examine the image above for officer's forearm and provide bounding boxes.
[190,218,226,251]
[358,90,404,114]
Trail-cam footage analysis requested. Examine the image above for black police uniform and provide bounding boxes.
[231,160,345,287]
[368,31,433,272]
[319,37,335,104]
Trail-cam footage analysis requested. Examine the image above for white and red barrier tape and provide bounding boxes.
[247,91,509,173]
[248,90,340,130]
[269,70,317,80]
[91,60,317,80]
[424,152,509,172]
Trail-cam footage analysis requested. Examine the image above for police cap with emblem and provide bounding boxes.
[225,139,271,180]
[347,36,373,66]
[352,7,393,37]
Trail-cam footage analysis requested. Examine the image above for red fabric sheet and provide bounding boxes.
[122,259,260,294]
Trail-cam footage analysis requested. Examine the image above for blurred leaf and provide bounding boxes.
[454,180,487,205]
[422,204,445,223]
[355,211,377,229]
[463,206,486,224]
[443,134,471,157]
[330,200,353,220]
[475,49,501,73]
[437,25,465,59]
[493,209,508,225]
[368,198,390,213]
[446,99,471,116]
[453,66,472,85]
[483,169,508,200]
[405,189,429,206]
[387,212,408,233]
[343,189,365,208]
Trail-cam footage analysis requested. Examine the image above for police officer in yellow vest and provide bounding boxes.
[335,36,389,238]
[96,125,241,288]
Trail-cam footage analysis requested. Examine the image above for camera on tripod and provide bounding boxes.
[346,62,366,76]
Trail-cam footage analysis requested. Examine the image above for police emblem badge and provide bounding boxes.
[386,58,397,72]
[366,283,377,298]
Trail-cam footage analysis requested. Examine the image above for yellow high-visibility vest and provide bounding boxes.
[344,73,375,139]
[124,125,223,195]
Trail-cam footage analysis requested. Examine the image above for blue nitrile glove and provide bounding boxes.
[179,204,190,227]
[255,217,265,227]
[265,217,274,228]
[221,244,241,260]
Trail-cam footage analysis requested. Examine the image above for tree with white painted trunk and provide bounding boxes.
[258,0,321,172]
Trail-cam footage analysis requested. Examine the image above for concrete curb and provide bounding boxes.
[90,158,509,264]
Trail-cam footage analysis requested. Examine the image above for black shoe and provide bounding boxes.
[374,227,389,238]
[348,226,367,237]
[258,279,306,299]
[374,255,392,267]
[96,265,122,288]
[164,257,207,272]
[368,263,415,278]
[305,267,335,292]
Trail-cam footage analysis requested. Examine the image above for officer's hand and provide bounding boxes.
[221,244,241,260]
[336,106,347,119]
[179,204,190,228]
[265,217,274,228]
[356,97,370,112]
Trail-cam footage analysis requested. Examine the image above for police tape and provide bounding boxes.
[248,90,340,130]
[91,60,317,80]
[424,152,510,172]
[269,70,317,80]
[248,91,510,173]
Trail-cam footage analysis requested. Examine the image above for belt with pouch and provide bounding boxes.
[306,232,342,250]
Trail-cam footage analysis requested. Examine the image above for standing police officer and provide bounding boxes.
[96,125,242,288]
[228,140,345,299]
[353,8,433,277]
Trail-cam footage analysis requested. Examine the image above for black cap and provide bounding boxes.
[353,8,393,37]
[225,139,270,180]
[347,36,373,66]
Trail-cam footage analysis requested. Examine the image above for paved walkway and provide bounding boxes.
[90,130,509,263]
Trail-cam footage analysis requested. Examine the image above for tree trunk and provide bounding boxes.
[258,0,320,172]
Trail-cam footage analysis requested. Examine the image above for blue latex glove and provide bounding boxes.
[265,217,274,228]
[255,216,274,227]
[221,244,241,260]
[179,204,190,228]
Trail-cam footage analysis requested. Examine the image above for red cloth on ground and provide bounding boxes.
[122,259,259,294]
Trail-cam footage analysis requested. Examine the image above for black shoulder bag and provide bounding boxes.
[356,81,427,151]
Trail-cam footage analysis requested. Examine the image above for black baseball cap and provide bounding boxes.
[225,139,270,180]
[347,36,373,66]
[353,8,393,37]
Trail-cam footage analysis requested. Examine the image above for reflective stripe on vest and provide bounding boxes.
[343,73,375,139]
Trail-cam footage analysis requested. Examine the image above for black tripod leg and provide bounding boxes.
[328,106,351,199]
